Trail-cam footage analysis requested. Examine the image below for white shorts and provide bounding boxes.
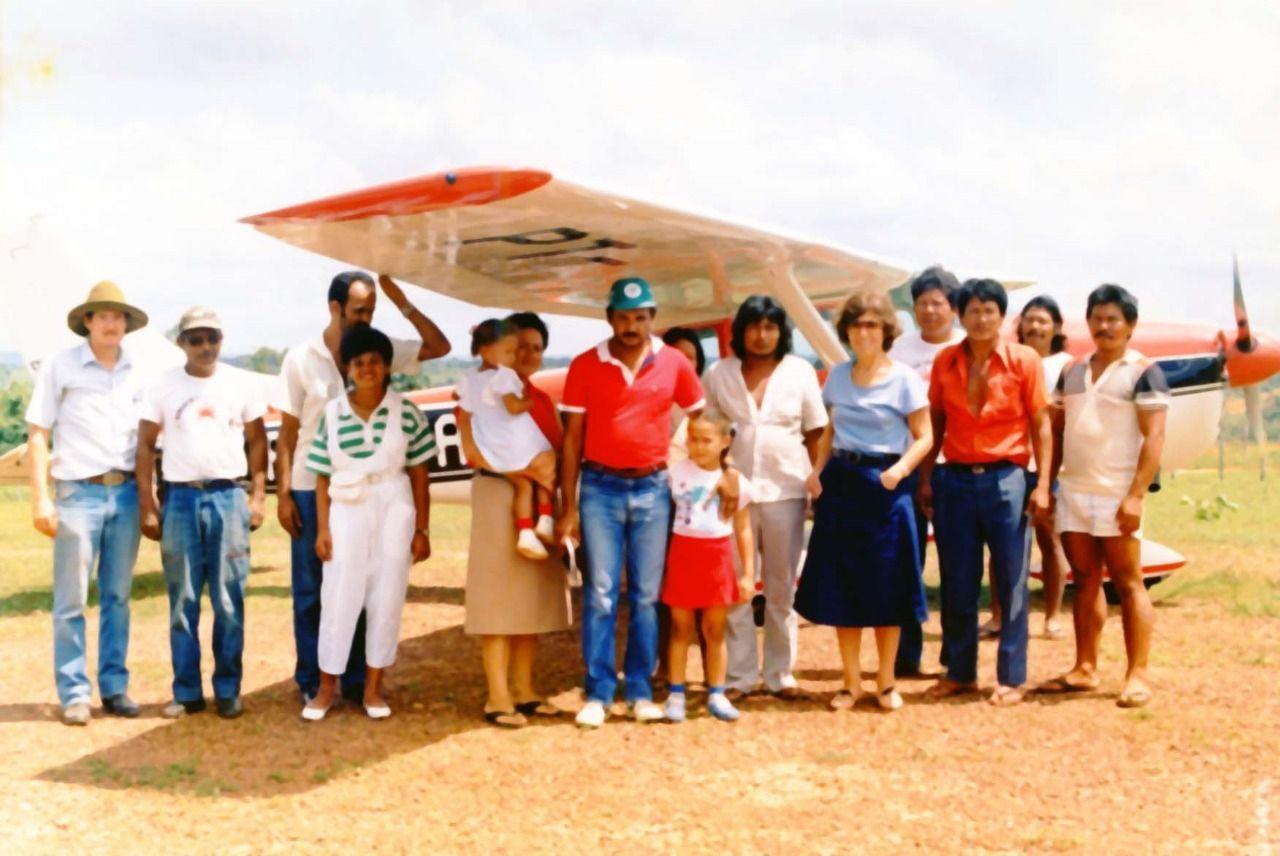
[1056,488,1140,539]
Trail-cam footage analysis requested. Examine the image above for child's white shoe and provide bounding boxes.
[534,514,555,544]
[664,693,687,723]
[707,692,741,722]
[516,528,549,560]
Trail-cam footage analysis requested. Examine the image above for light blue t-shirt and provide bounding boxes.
[823,359,929,455]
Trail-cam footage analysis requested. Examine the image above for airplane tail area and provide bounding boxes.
[0,444,29,487]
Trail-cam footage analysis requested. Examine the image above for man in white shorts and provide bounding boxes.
[1043,284,1168,708]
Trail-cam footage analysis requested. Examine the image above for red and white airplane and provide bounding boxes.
[236,166,1280,586]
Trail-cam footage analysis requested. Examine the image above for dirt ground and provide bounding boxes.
[1,489,1278,854]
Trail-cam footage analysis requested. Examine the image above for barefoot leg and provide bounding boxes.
[1062,532,1106,683]
[480,635,514,712]
[364,666,385,708]
[1101,535,1153,692]
[700,607,730,687]
[836,627,863,694]
[668,608,696,686]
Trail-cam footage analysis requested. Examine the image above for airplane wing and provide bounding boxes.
[241,167,920,325]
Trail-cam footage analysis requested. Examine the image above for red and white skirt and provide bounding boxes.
[661,534,739,609]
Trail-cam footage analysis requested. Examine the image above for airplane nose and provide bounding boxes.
[1224,330,1280,387]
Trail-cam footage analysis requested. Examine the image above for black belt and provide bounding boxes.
[582,460,668,479]
[943,460,1018,475]
[83,471,134,486]
[167,479,239,491]
[832,449,900,467]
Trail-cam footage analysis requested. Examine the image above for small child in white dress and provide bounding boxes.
[456,319,557,560]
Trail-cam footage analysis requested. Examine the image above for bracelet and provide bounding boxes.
[415,528,430,537]
[399,303,418,318]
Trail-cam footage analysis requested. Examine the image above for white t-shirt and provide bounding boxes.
[273,334,422,491]
[140,364,267,482]
[888,328,965,378]
[669,458,753,539]
[456,365,551,473]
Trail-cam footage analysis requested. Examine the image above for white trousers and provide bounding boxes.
[318,476,415,674]
[726,498,807,693]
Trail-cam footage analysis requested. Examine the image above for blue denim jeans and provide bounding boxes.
[579,468,670,704]
[931,465,1030,688]
[895,502,930,674]
[160,485,251,702]
[289,490,365,698]
[52,479,140,707]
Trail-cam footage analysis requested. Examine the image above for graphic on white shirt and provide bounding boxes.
[669,458,753,539]
[141,364,267,482]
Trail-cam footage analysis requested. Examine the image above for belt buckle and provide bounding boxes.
[102,471,125,487]
[192,480,209,490]
[971,464,987,475]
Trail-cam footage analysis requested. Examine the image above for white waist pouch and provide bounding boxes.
[328,470,368,504]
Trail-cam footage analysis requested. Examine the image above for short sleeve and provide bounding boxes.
[900,367,929,415]
[305,413,333,477]
[821,362,848,410]
[138,376,165,425]
[403,403,437,466]
[560,354,588,414]
[673,354,704,411]
[390,338,423,375]
[240,372,267,422]
[927,353,946,409]
[492,366,524,397]
[1052,364,1068,406]
[798,362,829,430]
[1022,351,1048,415]
[1133,363,1171,409]
[273,349,305,418]
[24,357,60,430]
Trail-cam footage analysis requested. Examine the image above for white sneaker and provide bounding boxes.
[664,693,687,723]
[534,514,555,543]
[707,692,741,722]
[628,699,664,723]
[516,528,549,560]
[575,700,606,729]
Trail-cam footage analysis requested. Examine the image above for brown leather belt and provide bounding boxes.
[84,471,134,486]
[943,460,1018,475]
[582,460,668,479]
[167,479,238,491]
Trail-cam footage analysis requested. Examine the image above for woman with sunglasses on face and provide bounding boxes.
[794,292,933,712]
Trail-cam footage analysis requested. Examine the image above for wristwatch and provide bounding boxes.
[399,303,419,318]
[415,528,430,537]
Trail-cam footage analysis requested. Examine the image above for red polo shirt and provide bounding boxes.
[562,337,704,469]
[929,339,1047,467]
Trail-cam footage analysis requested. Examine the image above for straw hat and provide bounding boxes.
[66,281,148,336]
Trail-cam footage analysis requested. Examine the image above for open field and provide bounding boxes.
[0,454,1278,853]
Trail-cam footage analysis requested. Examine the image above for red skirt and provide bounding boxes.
[661,534,740,609]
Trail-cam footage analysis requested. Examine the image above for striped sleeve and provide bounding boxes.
[403,403,437,466]
[305,414,334,477]
[1133,362,1171,409]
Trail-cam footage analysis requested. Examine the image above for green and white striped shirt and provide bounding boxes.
[306,395,436,478]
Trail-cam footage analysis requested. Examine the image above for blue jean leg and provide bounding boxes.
[895,502,929,674]
[579,469,671,704]
[983,468,1030,688]
[290,490,365,697]
[51,480,138,706]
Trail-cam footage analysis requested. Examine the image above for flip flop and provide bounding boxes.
[828,689,857,711]
[483,708,528,728]
[514,699,560,717]
[1116,686,1153,709]
[988,686,1025,707]
[1036,675,1100,694]
[922,680,979,701]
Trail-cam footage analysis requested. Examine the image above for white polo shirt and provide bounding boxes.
[702,355,828,503]
[273,334,422,491]
[888,328,964,378]
[1055,349,1170,496]
[140,364,267,482]
[26,342,150,481]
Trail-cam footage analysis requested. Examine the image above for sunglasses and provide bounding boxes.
[182,331,223,346]
[846,320,882,331]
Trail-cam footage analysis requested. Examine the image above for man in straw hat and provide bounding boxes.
[26,281,151,725]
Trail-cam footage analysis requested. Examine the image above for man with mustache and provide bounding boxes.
[1040,284,1168,708]
[273,272,450,706]
[557,277,709,728]
[136,307,268,719]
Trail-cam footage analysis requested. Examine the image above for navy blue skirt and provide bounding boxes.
[794,456,928,628]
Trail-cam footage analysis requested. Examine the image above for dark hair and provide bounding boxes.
[470,318,516,357]
[956,278,1008,316]
[729,295,793,361]
[1018,295,1067,354]
[605,307,657,321]
[909,265,960,306]
[339,325,393,371]
[662,327,706,375]
[328,271,375,309]
[504,311,549,349]
[1086,283,1138,324]
[835,291,901,351]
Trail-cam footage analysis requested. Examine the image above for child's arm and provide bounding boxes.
[455,409,492,471]
[502,391,535,415]
[315,475,333,562]
[732,505,755,603]
[408,462,432,562]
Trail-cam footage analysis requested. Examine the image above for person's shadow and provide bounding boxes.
[37,617,583,797]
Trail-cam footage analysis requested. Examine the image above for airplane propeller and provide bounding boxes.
[1225,254,1269,477]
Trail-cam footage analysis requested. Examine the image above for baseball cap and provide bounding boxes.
[178,306,222,333]
[607,277,656,311]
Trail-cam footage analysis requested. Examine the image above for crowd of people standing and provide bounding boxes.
[25,264,1168,727]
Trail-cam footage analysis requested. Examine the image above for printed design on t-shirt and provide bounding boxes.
[673,476,718,530]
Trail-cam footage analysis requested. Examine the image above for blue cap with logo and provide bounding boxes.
[607,276,657,310]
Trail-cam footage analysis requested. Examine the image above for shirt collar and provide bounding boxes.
[958,338,1013,369]
[77,340,132,370]
[594,336,663,385]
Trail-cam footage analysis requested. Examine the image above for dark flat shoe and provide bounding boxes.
[484,709,527,729]
[102,693,140,718]
[514,699,560,717]
[216,696,244,719]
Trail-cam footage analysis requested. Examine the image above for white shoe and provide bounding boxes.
[301,701,330,721]
[364,703,392,719]
[877,686,903,711]
[534,514,555,543]
[575,700,606,728]
[627,699,664,723]
[516,528,549,560]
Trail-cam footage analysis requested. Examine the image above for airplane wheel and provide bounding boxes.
[1101,575,1167,605]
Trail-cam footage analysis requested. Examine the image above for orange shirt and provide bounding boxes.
[928,340,1047,466]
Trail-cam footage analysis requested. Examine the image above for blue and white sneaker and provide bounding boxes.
[707,692,741,722]
[664,693,687,723]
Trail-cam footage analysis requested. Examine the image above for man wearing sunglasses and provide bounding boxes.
[136,307,269,719]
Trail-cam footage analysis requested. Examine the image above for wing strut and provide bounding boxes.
[766,258,847,368]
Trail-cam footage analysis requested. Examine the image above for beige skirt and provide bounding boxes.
[464,472,572,636]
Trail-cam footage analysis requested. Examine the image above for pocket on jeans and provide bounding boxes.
[55,480,90,505]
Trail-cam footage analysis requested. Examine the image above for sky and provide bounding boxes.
[3,0,1279,358]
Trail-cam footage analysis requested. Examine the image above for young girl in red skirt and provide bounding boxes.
[662,414,755,722]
